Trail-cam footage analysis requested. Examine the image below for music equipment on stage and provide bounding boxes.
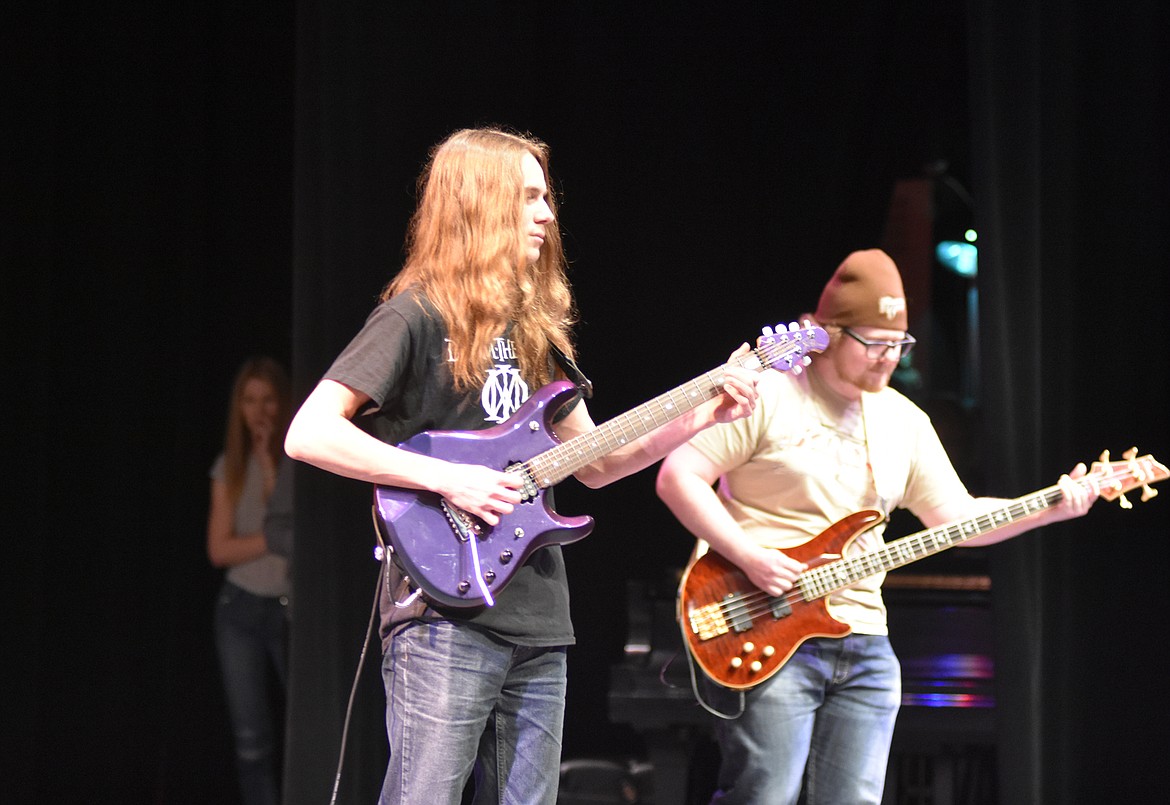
[679,449,1166,690]
[608,571,1003,804]
[608,576,719,805]
[373,322,829,608]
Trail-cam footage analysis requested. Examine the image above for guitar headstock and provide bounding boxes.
[756,321,829,375]
[1092,448,1167,509]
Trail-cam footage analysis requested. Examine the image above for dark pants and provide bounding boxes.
[215,580,289,805]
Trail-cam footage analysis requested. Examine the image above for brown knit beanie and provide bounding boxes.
[814,249,908,330]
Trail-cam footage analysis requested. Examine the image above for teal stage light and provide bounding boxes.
[936,241,978,278]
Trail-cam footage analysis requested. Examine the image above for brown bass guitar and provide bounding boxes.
[679,449,1166,689]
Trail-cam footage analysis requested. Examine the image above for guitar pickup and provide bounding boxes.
[507,462,541,503]
[727,591,791,634]
[726,593,755,633]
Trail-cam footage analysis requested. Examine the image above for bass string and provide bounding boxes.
[695,467,1142,631]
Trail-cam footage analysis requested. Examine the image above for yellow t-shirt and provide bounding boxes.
[685,365,968,634]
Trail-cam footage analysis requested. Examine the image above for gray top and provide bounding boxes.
[211,453,291,598]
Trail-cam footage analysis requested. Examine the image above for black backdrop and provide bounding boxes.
[9,2,1168,804]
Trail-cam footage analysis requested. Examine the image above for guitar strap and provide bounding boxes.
[549,342,594,399]
[860,392,894,518]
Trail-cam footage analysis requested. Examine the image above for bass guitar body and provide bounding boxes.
[678,509,885,690]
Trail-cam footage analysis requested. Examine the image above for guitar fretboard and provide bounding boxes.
[526,368,729,487]
[522,332,816,488]
[798,486,1066,601]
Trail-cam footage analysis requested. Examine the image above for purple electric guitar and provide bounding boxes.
[373,322,829,608]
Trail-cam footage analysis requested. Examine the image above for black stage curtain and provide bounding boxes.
[284,3,982,803]
[970,1,1169,802]
[287,3,1169,804]
[11,2,1166,803]
[11,4,295,804]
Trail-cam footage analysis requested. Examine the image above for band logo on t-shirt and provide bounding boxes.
[481,337,529,423]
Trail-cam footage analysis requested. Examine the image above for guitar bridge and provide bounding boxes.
[689,601,730,642]
[690,590,781,642]
[440,499,480,542]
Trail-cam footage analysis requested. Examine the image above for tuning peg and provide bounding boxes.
[1125,451,1147,483]
[1108,468,1134,508]
[761,325,775,337]
[787,321,801,332]
[1122,448,1157,504]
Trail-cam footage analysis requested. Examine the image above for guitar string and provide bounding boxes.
[701,466,1149,630]
[703,489,1070,626]
[693,466,1150,639]
[522,334,815,485]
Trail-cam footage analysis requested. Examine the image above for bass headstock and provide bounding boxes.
[755,321,829,375]
[1093,448,1167,509]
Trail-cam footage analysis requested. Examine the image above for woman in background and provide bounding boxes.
[207,356,293,805]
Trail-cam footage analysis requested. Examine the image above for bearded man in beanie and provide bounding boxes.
[656,249,1097,804]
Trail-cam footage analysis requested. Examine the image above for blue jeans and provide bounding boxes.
[214,581,289,805]
[380,620,568,805]
[708,635,901,805]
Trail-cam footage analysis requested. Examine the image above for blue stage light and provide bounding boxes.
[936,241,978,278]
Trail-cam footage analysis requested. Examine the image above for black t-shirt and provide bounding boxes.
[324,289,576,647]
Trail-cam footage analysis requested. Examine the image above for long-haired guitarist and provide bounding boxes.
[284,127,761,805]
[655,249,1097,805]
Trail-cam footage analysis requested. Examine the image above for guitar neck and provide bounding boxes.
[526,355,760,488]
[798,484,1069,601]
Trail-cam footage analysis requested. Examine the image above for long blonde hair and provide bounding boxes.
[383,128,577,392]
[221,356,291,506]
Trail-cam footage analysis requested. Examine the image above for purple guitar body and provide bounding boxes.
[373,381,586,609]
[373,322,829,608]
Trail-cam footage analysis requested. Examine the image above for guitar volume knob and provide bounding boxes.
[499,550,513,564]
[484,570,496,583]
[730,657,743,669]
[742,642,755,653]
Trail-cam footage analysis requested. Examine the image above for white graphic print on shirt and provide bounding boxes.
[480,337,529,423]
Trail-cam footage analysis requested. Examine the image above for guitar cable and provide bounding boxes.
[674,622,746,721]
[327,517,388,805]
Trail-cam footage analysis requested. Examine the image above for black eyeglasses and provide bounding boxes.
[839,327,917,360]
